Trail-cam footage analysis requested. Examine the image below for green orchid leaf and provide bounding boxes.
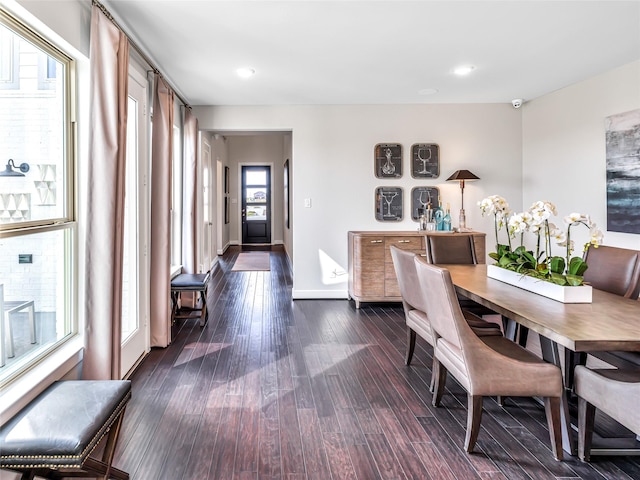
[498,255,514,268]
[565,274,584,286]
[549,256,565,275]
[568,257,589,276]
[549,272,567,285]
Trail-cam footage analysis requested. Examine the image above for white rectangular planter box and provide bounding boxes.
[487,264,592,303]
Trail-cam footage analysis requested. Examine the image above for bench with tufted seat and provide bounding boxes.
[170,272,210,327]
[0,380,131,480]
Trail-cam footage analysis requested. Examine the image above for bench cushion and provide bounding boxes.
[0,380,131,468]
[170,272,210,291]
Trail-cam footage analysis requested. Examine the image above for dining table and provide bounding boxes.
[443,264,640,456]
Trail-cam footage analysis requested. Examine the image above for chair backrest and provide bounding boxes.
[425,234,477,265]
[390,246,428,312]
[413,256,468,351]
[583,245,640,299]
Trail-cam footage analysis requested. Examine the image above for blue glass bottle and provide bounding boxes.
[443,203,452,231]
[434,200,444,231]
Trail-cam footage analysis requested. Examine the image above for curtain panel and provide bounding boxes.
[182,109,199,274]
[83,5,129,380]
[149,74,175,347]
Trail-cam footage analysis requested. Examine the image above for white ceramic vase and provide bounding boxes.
[486,264,592,303]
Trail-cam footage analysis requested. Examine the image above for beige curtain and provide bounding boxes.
[182,109,199,274]
[149,74,175,347]
[83,5,129,380]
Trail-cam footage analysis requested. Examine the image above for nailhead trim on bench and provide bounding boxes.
[0,390,131,468]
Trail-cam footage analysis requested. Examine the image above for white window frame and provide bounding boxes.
[0,6,79,419]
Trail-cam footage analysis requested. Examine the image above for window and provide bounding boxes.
[0,10,76,386]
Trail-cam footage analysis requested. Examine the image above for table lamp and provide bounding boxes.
[446,169,479,230]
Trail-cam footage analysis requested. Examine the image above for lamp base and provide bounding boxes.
[458,208,466,229]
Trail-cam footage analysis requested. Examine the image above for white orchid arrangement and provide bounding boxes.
[480,196,604,286]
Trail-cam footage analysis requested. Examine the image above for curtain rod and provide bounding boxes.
[92,0,191,109]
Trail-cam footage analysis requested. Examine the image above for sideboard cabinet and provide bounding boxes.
[347,230,486,308]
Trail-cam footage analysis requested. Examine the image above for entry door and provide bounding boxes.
[242,165,271,244]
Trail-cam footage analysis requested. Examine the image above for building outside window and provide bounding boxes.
[0,10,76,386]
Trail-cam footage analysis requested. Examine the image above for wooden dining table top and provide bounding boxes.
[443,264,640,353]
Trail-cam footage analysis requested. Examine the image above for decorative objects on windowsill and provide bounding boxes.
[479,195,604,303]
[447,169,479,231]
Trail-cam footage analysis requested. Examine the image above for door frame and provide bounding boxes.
[121,65,150,378]
[200,136,213,272]
[238,162,274,244]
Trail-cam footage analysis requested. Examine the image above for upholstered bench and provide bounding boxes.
[0,380,131,479]
[170,272,210,327]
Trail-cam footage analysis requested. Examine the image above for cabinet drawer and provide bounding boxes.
[354,236,385,263]
[384,236,424,263]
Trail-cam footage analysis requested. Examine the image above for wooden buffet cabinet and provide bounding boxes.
[347,230,486,308]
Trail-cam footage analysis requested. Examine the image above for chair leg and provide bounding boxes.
[544,396,564,461]
[405,328,417,365]
[578,397,595,462]
[465,395,483,453]
[432,358,447,407]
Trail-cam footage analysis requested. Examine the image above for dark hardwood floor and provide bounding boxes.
[113,245,640,480]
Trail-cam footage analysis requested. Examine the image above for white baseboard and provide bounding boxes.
[292,289,349,300]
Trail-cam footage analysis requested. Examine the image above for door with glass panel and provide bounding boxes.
[241,166,271,244]
[121,69,149,377]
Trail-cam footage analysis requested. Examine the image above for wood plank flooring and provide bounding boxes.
[113,245,640,480]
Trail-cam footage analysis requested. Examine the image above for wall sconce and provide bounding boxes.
[0,159,30,177]
[446,169,479,230]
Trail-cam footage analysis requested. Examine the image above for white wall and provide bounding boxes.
[523,61,640,252]
[193,104,523,298]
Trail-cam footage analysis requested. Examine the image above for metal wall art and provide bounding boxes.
[410,143,439,178]
[375,187,403,221]
[410,186,440,221]
[375,143,402,178]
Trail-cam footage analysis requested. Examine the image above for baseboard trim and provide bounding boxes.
[292,289,349,300]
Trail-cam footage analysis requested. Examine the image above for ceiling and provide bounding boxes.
[103,1,640,107]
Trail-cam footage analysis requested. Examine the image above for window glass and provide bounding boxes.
[0,22,67,225]
[245,170,266,185]
[245,187,267,204]
[0,11,75,386]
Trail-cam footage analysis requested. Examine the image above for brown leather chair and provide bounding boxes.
[566,245,640,384]
[391,246,502,365]
[425,234,501,326]
[425,234,478,264]
[574,366,640,462]
[414,257,564,460]
[583,245,640,298]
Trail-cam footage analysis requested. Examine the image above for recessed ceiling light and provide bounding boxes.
[453,65,476,76]
[418,88,439,96]
[236,67,255,78]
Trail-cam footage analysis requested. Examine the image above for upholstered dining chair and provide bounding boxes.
[425,234,501,325]
[391,246,502,365]
[574,366,640,462]
[565,245,640,385]
[583,245,640,298]
[414,257,564,459]
[425,234,478,265]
